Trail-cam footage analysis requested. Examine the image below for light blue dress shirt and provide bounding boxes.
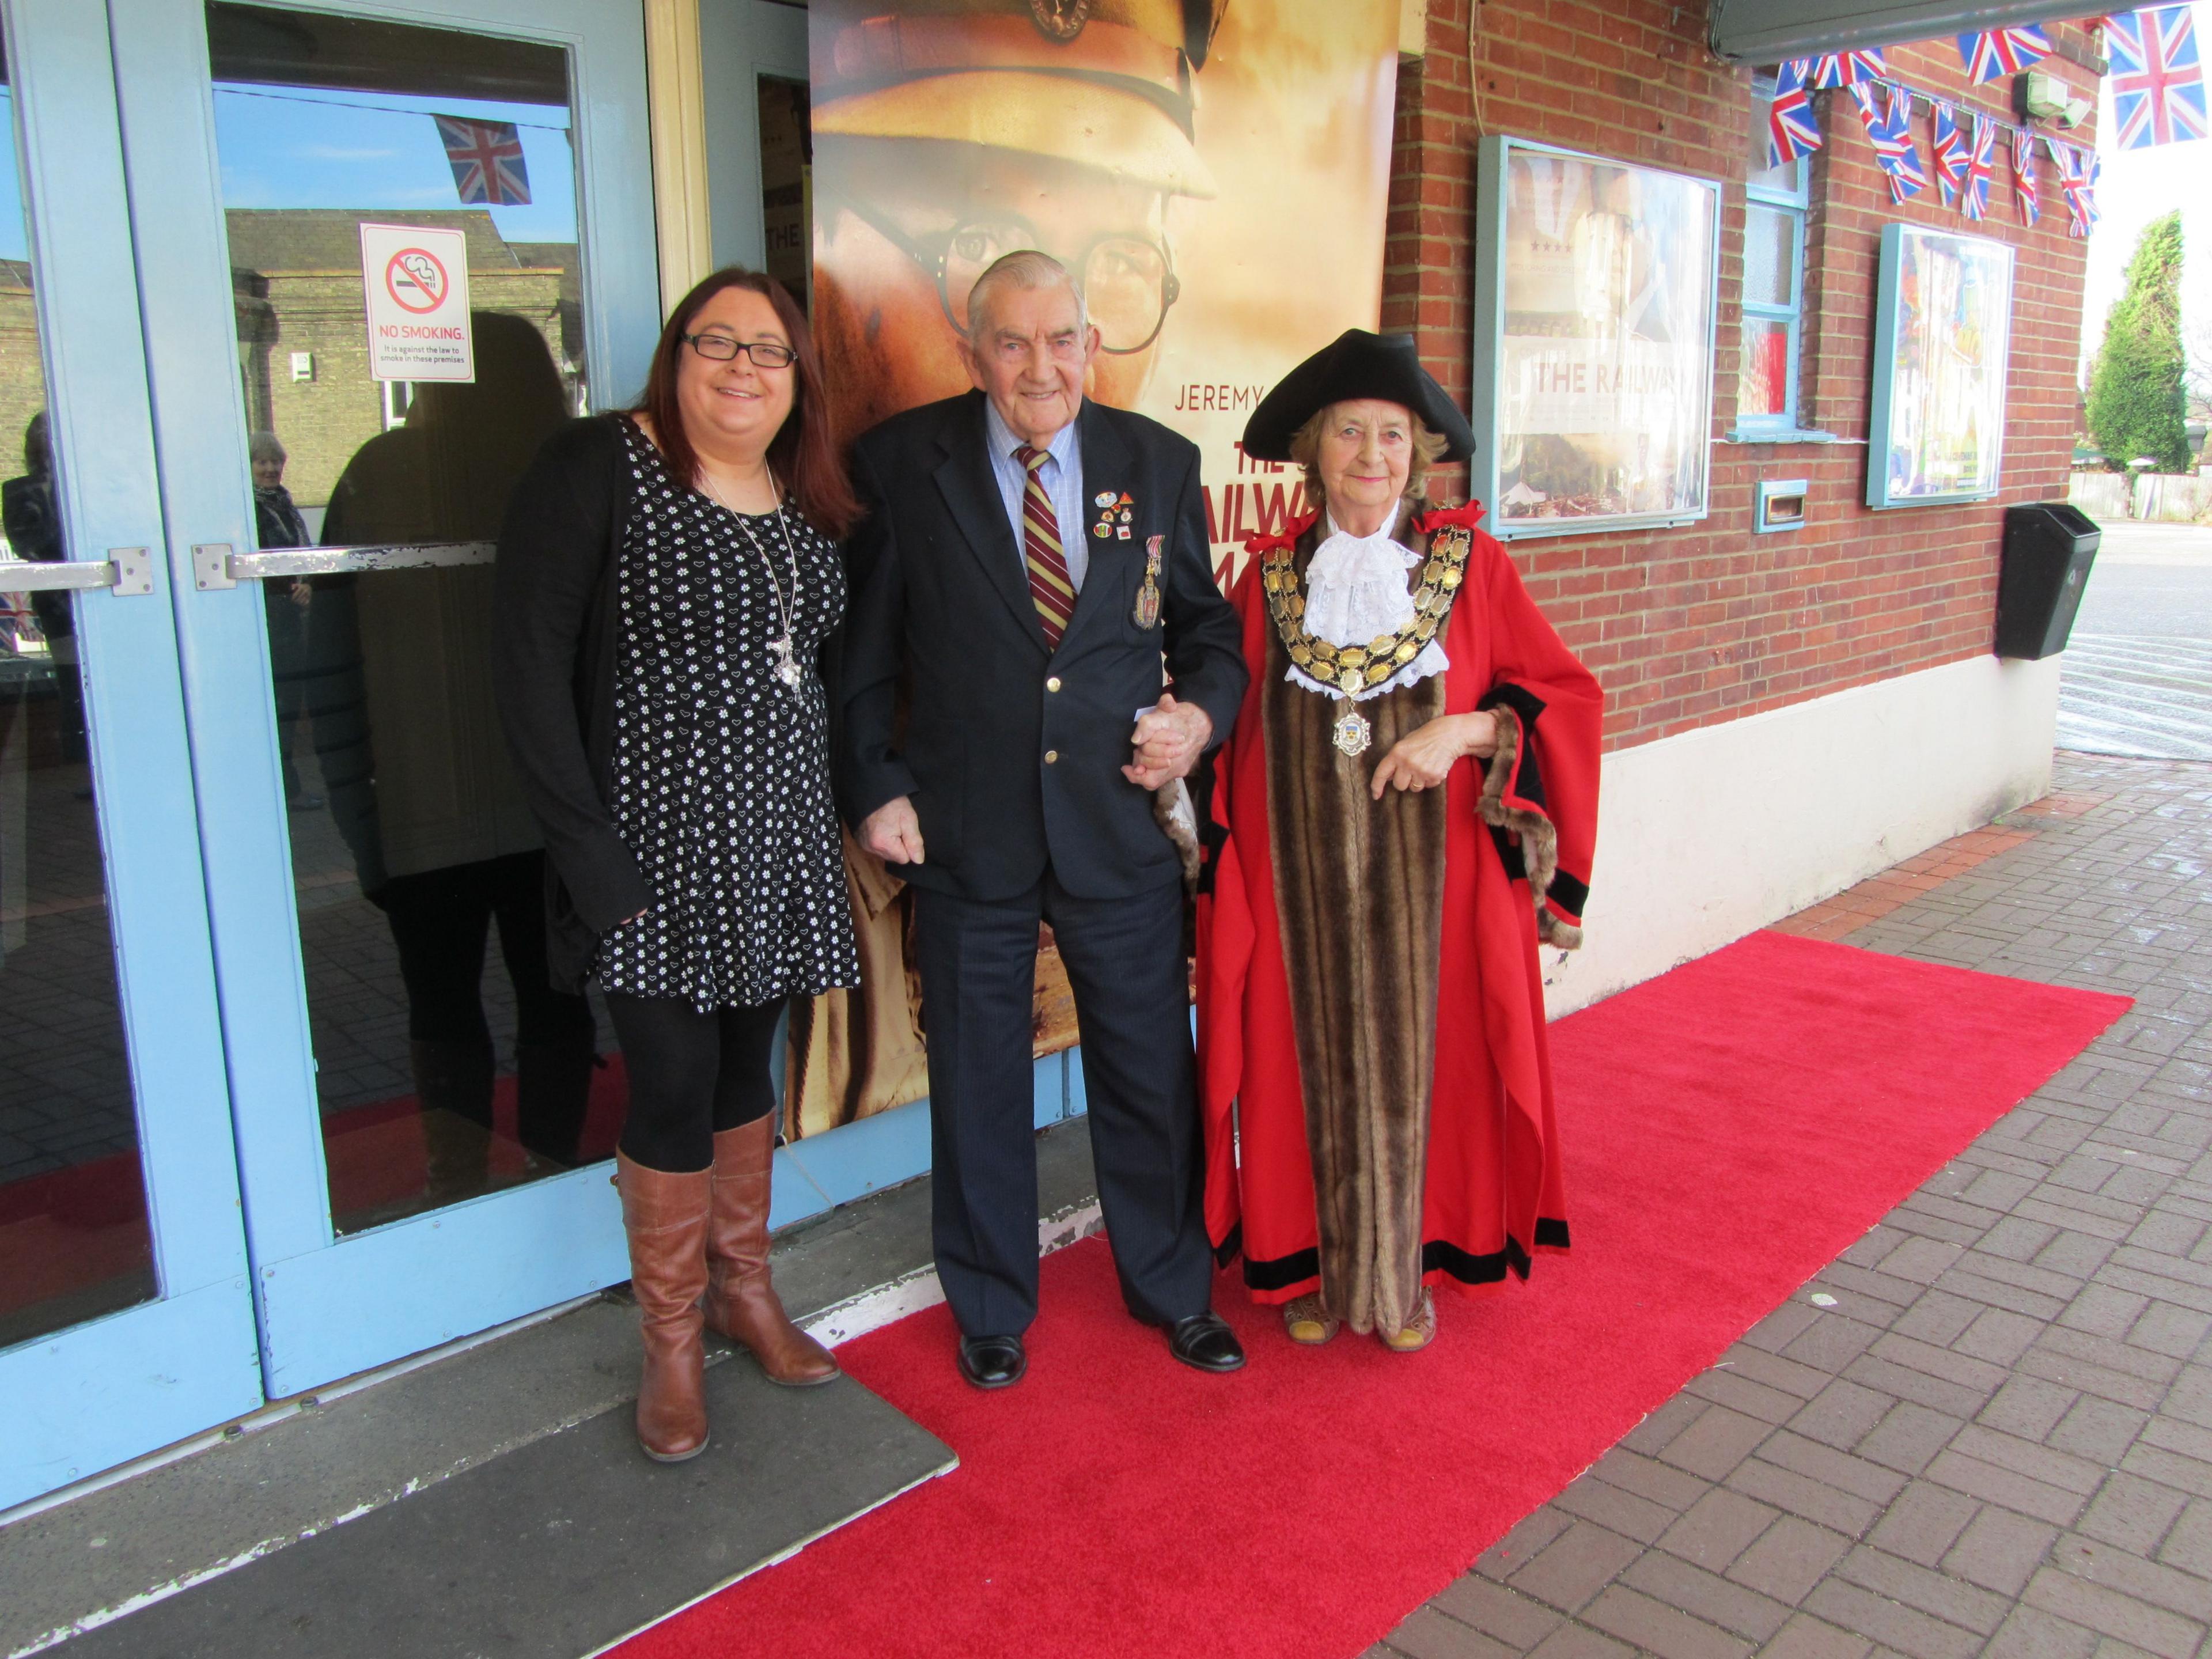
[983,397,1089,594]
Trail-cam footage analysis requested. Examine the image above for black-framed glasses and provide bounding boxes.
[684,333,797,368]
[830,195,1180,355]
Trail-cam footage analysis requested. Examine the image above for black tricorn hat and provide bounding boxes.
[1241,329,1477,465]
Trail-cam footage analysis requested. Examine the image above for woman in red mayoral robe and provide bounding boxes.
[1196,331,1602,1350]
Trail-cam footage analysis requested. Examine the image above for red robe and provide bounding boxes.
[1196,504,1602,1309]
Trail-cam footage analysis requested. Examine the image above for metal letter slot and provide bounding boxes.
[192,540,497,591]
[0,547,153,596]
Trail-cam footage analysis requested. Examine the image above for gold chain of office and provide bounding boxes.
[1260,524,1473,698]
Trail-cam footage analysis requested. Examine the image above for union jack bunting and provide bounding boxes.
[1848,82,1925,202]
[1807,48,1887,88]
[2012,126,2040,225]
[2105,7,2208,150]
[433,115,532,206]
[1956,26,2051,82]
[1767,59,1823,166]
[1931,103,1970,209]
[1960,113,1995,220]
[2050,138,2101,236]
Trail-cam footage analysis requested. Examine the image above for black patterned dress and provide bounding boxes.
[594,419,859,1012]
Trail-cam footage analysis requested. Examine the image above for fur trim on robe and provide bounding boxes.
[1195,499,1603,1320]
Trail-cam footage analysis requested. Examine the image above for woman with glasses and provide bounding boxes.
[1197,331,1602,1355]
[493,268,861,1463]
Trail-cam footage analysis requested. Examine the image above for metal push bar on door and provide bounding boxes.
[0,548,154,594]
[189,540,496,590]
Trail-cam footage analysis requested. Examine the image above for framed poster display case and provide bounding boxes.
[1472,136,1722,538]
[1866,222,2014,508]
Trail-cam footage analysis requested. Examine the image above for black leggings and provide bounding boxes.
[604,991,786,1173]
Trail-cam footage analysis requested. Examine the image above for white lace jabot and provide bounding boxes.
[1285,512,1451,703]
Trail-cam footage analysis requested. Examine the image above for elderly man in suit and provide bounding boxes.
[840,250,1248,1388]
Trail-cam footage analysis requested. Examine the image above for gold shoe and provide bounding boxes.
[1283,1293,1339,1346]
[1381,1289,1436,1353]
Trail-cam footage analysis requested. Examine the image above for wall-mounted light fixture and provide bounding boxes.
[2016,70,2092,128]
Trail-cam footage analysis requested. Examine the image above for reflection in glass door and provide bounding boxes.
[0,242,147,1350]
[111,0,659,1397]
[208,8,620,1234]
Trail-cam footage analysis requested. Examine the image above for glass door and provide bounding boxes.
[0,0,262,1511]
[108,0,660,1396]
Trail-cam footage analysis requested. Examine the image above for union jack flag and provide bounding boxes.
[1960,113,1995,220]
[433,115,532,206]
[1806,48,1887,88]
[1849,82,1925,202]
[2105,7,2208,149]
[2012,126,2040,225]
[1931,103,1970,209]
[1956,26,2051,82]
[2050,138,2101,236]
[1767,59,1823,167]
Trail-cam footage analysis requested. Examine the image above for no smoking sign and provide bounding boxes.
[359,222,475,382]
[384,247,449,313]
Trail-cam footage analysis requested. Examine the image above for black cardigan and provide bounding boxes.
[491,415,654,993]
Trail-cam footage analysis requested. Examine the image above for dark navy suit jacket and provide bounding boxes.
[838,389,1247,902]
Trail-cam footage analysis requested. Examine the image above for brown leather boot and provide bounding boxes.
[704,1116,839,1387]
[615,1154,713,1461]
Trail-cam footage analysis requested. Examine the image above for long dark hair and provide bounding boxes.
[634,268,859,538]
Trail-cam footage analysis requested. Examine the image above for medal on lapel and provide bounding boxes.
[1132,534,1163,630]
[1092,490,1116,540]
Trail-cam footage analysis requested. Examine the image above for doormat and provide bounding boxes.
[54,1355,952,1658]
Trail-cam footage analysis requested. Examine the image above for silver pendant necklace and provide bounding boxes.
[1331,698,1372,757]
[700,469,805,690]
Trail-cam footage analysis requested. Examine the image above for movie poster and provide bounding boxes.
[785,0,1399,1140]
[1868,223,2013,507]
[1474,138,1719,535]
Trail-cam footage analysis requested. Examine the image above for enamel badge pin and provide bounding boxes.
[1132,534,1163,630]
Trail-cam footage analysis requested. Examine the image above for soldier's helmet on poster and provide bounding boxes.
[807,0,1229,438]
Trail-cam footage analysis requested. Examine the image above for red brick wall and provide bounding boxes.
[1384,2,2098,750]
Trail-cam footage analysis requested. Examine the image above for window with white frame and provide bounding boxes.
[1737,73,1809,435]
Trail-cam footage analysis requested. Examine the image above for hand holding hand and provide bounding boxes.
[1369,710,1501,801]
[859,795,926,865]
[1122,693,1213,789]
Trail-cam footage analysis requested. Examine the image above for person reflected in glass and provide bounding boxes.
[317,313,600,1211]
[2,412,87,770]
[248,431,319,811]
[494,270,862,1463]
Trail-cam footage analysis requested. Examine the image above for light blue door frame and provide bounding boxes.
[0,0,262,1512]
[108,0,672,1399]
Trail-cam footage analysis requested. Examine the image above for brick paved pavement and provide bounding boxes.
[1371,751,2212,1659]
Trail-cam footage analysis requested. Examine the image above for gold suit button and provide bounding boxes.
[1046,677,1062,692]
[1044,750,1059,764]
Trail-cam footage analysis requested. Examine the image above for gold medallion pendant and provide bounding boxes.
[1262,524,1473,767]
[1332,703,1372,757]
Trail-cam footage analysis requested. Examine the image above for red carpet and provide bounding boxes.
[620,933,2128,1659]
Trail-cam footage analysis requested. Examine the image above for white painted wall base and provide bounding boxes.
[1542,653,2063,1019]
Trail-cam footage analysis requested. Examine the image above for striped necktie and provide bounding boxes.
[1014,443,1074,647]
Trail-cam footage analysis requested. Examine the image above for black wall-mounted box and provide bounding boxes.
[1994,502,2101,661]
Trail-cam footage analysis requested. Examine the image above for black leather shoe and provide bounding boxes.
[956,1333,1027,1389]
[1167,1312,1246,1373]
